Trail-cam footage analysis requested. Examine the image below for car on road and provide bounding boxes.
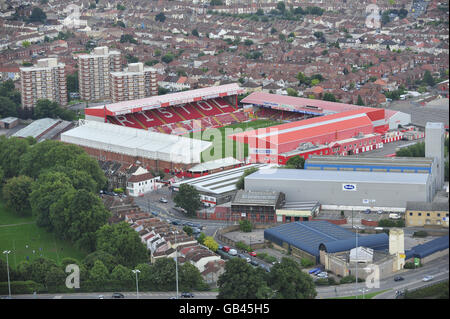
[112,292,125,299]
[186,222,195,227]
[159,197,168,203]
[394,276,404,282]
[169,296,177,300]
[192,227,201,234]
[192,223,203,230]
[353,225,365,230]
[181,292,194,298]
[238,254,251,263]
[228,249,238,256]
[377,210,383,214]
[250,260,259,266]
[422,275,434,282]
[364,209,371,214]
[389,213,401,220]
[171,220,181,225]
[151,211,159,216]
[98,295,104,299]
[222,246,230,253]
[249,251,257,257]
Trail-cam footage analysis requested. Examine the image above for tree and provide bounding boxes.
[2,175,33,216]
[268,257,316,299]
[155,12,166,23]
[285,155,305,169]
[66,72,79,93]
[183,226,193,236]
[96,222,149,267]
[0,96,18,118]
[89,260,109,284]
[111,264,133,282]
[239,219,252,232]
[0,137,30,178]
[310,78,320,86]
[278,33,286,41]
[0,167,4,186]
[236,167,259,190]
[276,2,286,14]
[210,0,223,5]
[357,95,365,106]
[203,236,219,252]
[29,171,75,230]
[314,31,324,39]
[22,41,31,48]
[218,258,272,299]
[286,88,298,97]
[45,266,66,288]
[423,70,435,87]
[197,232,206,245]
[33,99,60,119]
[173,184,202,217]
[256,9,264,16]
[192,29,199,37]
[49,189,110,251]
[180,262,207,291]
[116,4,126,10]
[161,52,175,64]
[244,39,253,46]
[270,27,277,35]
[83,250,119,273]
[381,11,390,25]
[322,92,337,102]
[29,7,46,23]
[150,258,176,291]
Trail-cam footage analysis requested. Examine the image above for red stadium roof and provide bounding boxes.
[241,92,365,115]
[230,109,374,144]
[85,83,244,117]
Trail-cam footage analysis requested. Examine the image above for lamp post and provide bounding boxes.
[175,230,179,299]
[3,250,11,298]
[132,269,140,299]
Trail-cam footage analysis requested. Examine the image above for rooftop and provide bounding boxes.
[232,190,282,207]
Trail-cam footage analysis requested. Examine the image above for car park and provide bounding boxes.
[181,292,194,298]
[112,292,125,299]
[394,276,404,282]
[423,275,434,282]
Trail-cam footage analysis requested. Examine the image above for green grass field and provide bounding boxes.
[186,119,282,162]
[0,200,87,268]
[329,289,389,299]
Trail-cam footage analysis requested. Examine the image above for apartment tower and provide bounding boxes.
[110,62,158,103]
[20,58,67,110]
[78,46,121,101]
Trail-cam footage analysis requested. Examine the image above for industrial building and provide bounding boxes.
[405,235,449,265]
[245,168,432,211]
[60,120,212,172]
[12,118,73,142]
[263,221,389,263]
[405,200,449,228]
[171,163,267,207]
[230,190,286,223]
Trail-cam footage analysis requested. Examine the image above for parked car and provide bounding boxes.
[222,246,230,253]
[250,260,259,266]
[317,272,328,278]
[376,210,383,214]
[186,222,195,227]
[249,251,257,257]
[159,198,168,203]
[112,292,125,299]
[389,213,401,220]
[423,275,434,282]
[151,211,159,216]
[171,220,181,225]
[364,209,371,214]
[192,223,203,230]
[259,264,271,272]
[374,227,384,231]
[228,249,238,256]
[394,276,404,282]
[309,268,321,274]
[181,292,194,298]
[239,254,251,263]
[192,227,201,234]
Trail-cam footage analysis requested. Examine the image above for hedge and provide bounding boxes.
[0,281,43,295]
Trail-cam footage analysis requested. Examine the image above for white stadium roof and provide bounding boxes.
[61,120,212,164]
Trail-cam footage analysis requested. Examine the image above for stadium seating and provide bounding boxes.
[134,111,166,127]
[192,100,223,116]
[232,111,248,122]
[110,114,144,129]
[151,107,184,124]
[215,113,236,125]
[173,103,204,120]
[212,97,236,113]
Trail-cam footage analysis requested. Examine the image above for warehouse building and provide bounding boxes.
[171,164,268,207]
[231,190,285,223]
[405,235,449,265]
[264,221,389,263]
[245,168,432,211]
[60,120,212,172]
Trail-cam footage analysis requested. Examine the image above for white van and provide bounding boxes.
[228,249,238,256]
[389,213,401,220]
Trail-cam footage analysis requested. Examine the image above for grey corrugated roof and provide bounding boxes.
[232,190,281,206]
[246,168,429,185]
[323,233,389,253]
[406,201,449,211]
[306,155,434,168]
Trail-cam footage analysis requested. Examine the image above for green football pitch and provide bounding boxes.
[186,119,282,162]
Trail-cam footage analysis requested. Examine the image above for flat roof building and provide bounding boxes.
[245,168,432,210]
